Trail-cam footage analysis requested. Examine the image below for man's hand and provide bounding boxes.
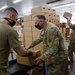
[34,57,43,65]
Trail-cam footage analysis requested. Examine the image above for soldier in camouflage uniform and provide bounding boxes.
[65,17,75,64]
[0,7,36,75]
[26,15,70,75]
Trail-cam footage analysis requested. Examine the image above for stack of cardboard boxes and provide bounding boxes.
[60,23,70,40]
[14,25,25,45]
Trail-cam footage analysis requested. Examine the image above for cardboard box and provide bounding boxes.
[32,32,40,38]
[24,26,32,32]
[52,20,57,25]
[19,38,24,45]
[63,12,72,19]
[23,15,32,21]
[32,21,35,26]
[48,8,56,14]
[56,15,60,20]
[25,37,33,42]
[23,21,33,27]
[46,14,59,20]
[45,14,52,19]
[52,15,57,19]
[56,19,60,27]
[18,33,24,44]
[16,50,41,66]
[47,19,60,26]
[45,14,56,19]
[66,28,70,35]
[19,33,23,38]
[24,31,32,37]
[31,6,48,14]
[60,23,66,28]
[47,19,53,23]
[19,37,23,41]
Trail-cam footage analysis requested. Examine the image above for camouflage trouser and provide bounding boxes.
[68,41,75,62]
[49,59,70,75]
[0,69,10,75]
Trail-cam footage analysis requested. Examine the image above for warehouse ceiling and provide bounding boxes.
[0,0,75,18]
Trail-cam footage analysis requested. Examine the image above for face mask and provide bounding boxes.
[4,17,16,27]
[35,23,41,30]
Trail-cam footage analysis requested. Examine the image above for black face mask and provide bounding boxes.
[4,17,16,27]
[35,23,41,30]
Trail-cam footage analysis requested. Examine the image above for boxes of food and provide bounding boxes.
[23,15,32,21]
[48,8,56,14]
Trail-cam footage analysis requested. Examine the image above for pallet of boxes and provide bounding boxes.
[16,6,60,75]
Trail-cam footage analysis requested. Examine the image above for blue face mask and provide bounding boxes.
[4,17,16,27]
[35,23,41,30]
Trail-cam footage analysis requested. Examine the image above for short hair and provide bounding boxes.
[34,15,46,20]
[3,7,18,15]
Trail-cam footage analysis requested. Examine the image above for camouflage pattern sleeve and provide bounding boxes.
[67,19,75,29]
[40,27,60,61]
[29,31,43,48]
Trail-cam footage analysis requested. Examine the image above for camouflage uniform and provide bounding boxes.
[67,20,75,63]
[29,22,70,75]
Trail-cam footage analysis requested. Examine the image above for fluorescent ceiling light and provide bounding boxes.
[52,3,75,9]
[13,0,22,4]
[0,5,7,10]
